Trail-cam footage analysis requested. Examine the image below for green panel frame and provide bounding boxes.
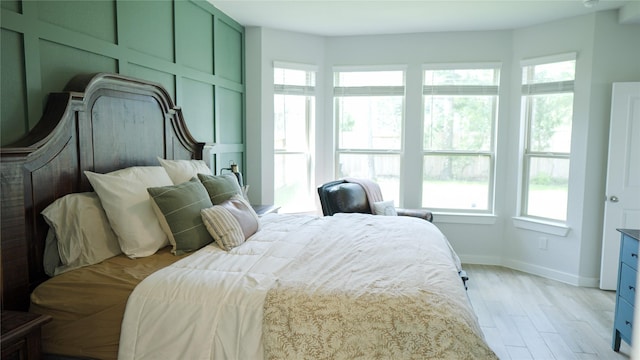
[0,0,22,13]
[176,0,213,74]
[39,40,118,106]
[126,63,177,101]
[0,0,245,175]
[216,87,243,144]
[118,0,175,62]
[182,77,215,143]
[215,18,243,83]
[37,0,117,43]
[1,29,27,145]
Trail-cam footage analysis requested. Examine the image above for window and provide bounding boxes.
[334,69,405,203]
[274,64,316,213]
[520,54,576,222]
[422,65,500,212]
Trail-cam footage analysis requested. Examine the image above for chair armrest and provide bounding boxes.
[396,208,433,222]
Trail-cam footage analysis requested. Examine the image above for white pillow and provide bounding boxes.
[85,166,173,258]
[41,192,121,275]
[158,157,213,185]
[373,200,398,216]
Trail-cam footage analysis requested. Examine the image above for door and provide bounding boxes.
[600,82,640,290]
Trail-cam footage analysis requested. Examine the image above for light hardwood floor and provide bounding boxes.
[464,264,632,360]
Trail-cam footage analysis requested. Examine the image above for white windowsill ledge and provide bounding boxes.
[433,213,498,225]
[512,216,570,237]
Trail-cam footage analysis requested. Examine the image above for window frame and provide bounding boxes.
[519,53,576,223]
[421,63,501,214]
[332,66,406,203]
[273,61,317,213]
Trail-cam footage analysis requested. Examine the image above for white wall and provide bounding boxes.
[583,11,640,281]
[244,10,640,286]
[503,11,640,286]
[504,14,599,286]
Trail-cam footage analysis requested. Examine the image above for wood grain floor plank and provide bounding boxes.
[511,315,555,359]
[464,264,632,360]
[506,345,533,360]
[485,299,527,347]
[540,331,579,359]
[481,326,512,360]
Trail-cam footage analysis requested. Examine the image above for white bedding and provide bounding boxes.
[118,213,494,359]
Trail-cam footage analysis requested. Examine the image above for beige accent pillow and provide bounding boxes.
[201,195,260,251]
[85,166,173,258]
[158,157,213,185]
[41,192,121,275]
[373,200,398,216]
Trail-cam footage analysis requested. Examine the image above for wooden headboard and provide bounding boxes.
[1,73,205,311]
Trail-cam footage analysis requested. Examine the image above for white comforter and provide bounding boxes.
[119,213,491,360]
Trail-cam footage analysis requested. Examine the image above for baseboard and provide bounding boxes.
[458,254,502,266]
[501,258,600,287]
[459,255,600,287]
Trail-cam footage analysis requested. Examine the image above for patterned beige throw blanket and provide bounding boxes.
[263,214,497,359]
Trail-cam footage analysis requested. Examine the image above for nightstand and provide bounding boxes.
[1,311,52,360]
[252,204,280,216]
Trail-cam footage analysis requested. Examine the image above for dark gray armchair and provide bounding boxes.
[317,179,433,222]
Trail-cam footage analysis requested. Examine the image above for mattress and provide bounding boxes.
[119,213,496,359]
[29,246,187,360]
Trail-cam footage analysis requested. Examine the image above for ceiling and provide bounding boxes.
[209,0,639,36]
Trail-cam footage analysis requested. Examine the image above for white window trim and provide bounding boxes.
[421,64,501,214]
[273,61,318,72]
[333,68,406,204]
[423,62,502,70]
[435,213,498,225]
[332,64,407,72]
[512,216,571,237]
[333,67,407,154]
[273,64,317,213]
[518,54,576,223]
[520,52,577,67]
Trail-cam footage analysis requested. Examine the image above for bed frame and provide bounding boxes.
[1,73,205,311]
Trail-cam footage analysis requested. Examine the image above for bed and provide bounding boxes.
[0,73,497,359]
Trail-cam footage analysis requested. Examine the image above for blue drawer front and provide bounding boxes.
[615,297,634,344]
[620,263,638,306]
[621,234,639,270]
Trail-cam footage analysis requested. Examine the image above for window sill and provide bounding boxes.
[512,216,570,236]
[433,213,497,225]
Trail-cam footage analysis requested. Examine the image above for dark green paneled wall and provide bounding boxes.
[0,0,245,174]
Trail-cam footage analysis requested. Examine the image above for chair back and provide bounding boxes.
[317,180,371,216]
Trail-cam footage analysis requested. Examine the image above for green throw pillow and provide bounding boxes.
[197,173,243,205]
[147,178,214,255]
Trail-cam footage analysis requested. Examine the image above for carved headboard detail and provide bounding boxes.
[1,73,205,311]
